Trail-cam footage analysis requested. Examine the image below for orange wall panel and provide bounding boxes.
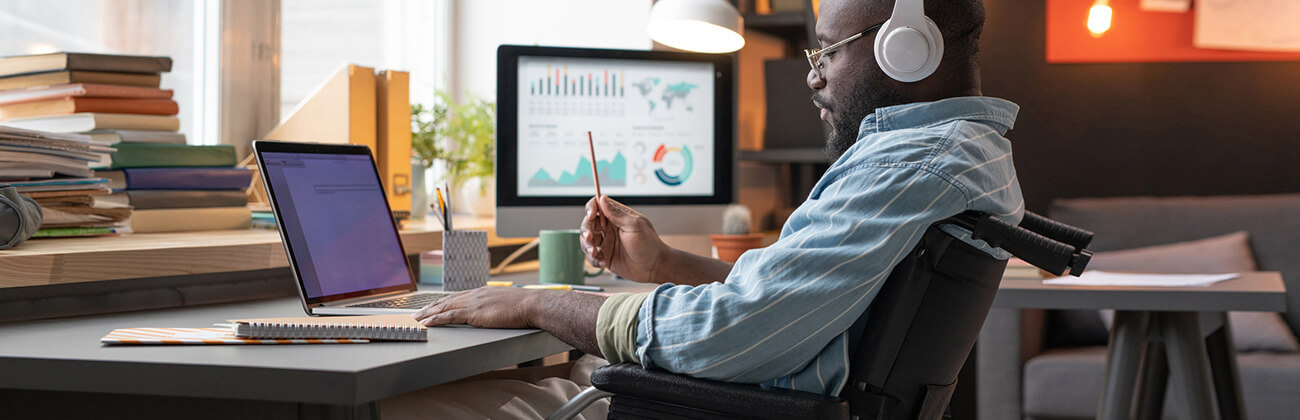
[1046,0,1300,63]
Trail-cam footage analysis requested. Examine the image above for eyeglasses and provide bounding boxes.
[804,22,886,80]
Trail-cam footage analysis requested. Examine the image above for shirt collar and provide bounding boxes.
[857,96,1019,137]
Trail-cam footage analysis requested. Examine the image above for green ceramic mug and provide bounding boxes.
[539,229,605,285]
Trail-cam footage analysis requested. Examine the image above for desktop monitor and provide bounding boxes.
[496,45,735,238]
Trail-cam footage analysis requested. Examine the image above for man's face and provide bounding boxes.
[808,0,908,161]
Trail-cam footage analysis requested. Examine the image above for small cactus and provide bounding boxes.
[721,204,752,235]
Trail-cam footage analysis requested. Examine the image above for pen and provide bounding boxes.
[522,284,605,292]
[435,187,448,230]
[444,182,453,231]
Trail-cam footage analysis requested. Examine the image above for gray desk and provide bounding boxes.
[992,272,1286,420]
[0,273,652,419]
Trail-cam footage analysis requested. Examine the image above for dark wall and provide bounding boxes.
[980,0,1300,213]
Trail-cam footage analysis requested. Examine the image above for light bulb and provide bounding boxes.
[1087,0,1113,38]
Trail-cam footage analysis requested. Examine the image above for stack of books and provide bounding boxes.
[96,143,253,233]
[250,205,277,230]
[0,126,123,238]
[0,52,183,149]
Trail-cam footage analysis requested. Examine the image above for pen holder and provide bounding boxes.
[441,230,490,292]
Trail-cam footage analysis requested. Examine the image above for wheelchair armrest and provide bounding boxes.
[590,363,849,419]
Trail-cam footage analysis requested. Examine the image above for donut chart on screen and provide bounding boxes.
[652,144,693,186]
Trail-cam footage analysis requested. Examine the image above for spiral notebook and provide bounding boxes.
[228,314,428,342]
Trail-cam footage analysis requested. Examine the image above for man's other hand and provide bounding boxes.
[413,287,536,328]
[580,196,670,283]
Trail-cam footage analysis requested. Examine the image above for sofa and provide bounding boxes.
[976,194,1300,420]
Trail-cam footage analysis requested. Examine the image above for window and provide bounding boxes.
[0,0,209,144]
[280,0,448,113]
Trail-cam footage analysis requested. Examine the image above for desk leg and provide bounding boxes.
[1205,312,1245,420]
[1134,339,1168,420]
[299,402,380,420]
[1161,311,1215,420]
[1098,310,1149,420]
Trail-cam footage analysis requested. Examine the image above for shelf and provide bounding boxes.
[744,12,812,43]
[739,148,828,163]
[0,217,491,289]
[744,12,806,29]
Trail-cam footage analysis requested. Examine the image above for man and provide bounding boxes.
[389,0,1021,416]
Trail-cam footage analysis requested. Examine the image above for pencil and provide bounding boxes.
[587,131,602,200]
[586,131,608,267]
[435,187,448,231]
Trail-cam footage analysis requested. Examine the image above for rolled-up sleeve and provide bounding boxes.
[596,292,650,364]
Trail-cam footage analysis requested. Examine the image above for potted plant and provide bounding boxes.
[411,90,496,217]
[710,204,764,263]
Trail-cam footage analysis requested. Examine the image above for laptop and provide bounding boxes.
[253,140,451,316]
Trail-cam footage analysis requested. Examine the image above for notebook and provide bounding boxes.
[229,314,428,341]
[101,327,369,345]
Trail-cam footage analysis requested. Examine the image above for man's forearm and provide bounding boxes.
[525,290,607,357]
[653,248,733,286]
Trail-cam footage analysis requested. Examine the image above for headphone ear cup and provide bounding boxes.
[919,16,944,79]
[873,16,944,83]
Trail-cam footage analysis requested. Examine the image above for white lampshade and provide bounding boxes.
[647,0,745,54]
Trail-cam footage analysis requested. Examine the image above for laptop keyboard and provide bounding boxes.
[348,292,450,309]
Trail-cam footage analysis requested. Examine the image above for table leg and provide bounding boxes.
[1134,339,1168,420]
[299,402,380,420]
[1205,312,1245,420]
[1098,310,1150,420]
[1160,311,1216,420]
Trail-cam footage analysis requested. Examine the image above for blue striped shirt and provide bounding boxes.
[627,96,1024,395]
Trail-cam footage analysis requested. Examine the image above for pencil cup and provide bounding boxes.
[441,230,490,292]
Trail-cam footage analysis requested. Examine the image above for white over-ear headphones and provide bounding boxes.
[873,0,944,83]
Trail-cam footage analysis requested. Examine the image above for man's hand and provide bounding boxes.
[413,287,535,328]
[580,196,670,283]
[412,287,609,358]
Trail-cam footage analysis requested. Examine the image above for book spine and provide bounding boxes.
[110,145,237,168]
[127,190,249,209]
[130,207,252,233]
[66,53,173,74]
[32,227,114,238]
[72,98,179,116]
[69,71,161,88]
[122,167,252,190]
[111,130,187,144]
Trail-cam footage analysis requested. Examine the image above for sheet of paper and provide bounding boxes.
[1141,0,1190,13]
[1043,271,1239,287]
[1195,0,1300,52]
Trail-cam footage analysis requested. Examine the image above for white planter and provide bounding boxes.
[410,162,430,220]
[454,177,495,217]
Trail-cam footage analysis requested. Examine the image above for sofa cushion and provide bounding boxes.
[1089,231,1300,352]
[1090,231,1256,274]
[1024,347,1300,420]
[1050,194,1300,338]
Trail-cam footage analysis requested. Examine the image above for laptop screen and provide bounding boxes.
[260,150,412,300]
